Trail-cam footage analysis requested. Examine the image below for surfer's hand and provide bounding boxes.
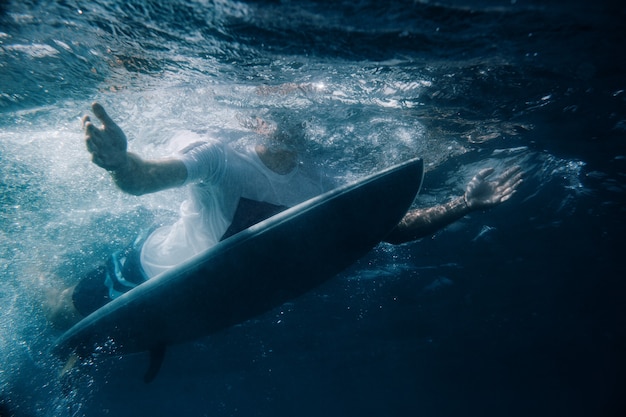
[82,102,128,171]
[464,166,523,210]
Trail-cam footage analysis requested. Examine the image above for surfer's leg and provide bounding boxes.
[43,265,111,330]
[45,231,151,329]
[44,285,84,330]
[71,265,112,317]
[73,243,147,312]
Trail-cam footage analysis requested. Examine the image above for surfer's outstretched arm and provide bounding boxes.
[385,166,522,244]
[83,102,187,195]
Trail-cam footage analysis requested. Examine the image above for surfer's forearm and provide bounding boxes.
[385,196,470,244]
[110,153,187,196]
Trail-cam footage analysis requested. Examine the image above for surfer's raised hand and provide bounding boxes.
[82,102,128,171]
[82,102,186,196]
[464,166,523,211]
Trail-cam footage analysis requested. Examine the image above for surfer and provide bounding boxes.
[45,103,522,329]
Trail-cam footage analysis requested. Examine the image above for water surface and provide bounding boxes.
[1,1,625,416]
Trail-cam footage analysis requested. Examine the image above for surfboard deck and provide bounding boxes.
[52,158,424,361]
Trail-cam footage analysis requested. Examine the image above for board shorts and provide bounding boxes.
[71,198,288,317]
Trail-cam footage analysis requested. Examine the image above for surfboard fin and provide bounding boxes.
[144,344,166,383]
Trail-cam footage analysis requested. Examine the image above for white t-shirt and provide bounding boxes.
[139,137,327,278]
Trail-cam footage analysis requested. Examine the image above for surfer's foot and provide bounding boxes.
[43,285,83,330]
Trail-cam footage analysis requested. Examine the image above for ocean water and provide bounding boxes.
[1,0,625,416]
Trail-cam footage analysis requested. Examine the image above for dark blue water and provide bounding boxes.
[1,1,625,416]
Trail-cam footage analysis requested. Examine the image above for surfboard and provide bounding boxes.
[52,157,424,377]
